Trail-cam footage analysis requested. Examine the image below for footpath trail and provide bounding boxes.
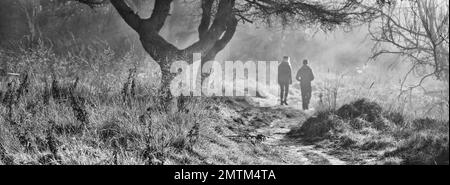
[248,96,347,165]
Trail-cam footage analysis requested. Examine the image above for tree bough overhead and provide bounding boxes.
[75,0,382,111]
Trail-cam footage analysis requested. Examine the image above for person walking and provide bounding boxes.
[278,56,292,106]
[296,59,314,110]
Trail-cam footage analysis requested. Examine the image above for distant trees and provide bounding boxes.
[0,0,133,52]
[368,0,449,90]
[0,0,29,44]
[17,0,43,45]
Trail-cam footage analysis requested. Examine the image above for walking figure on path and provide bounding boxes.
[277,56,292,106]
[296,59,314,110]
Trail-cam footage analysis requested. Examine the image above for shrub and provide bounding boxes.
[287,111,343,140]
[336,98,382,122]
[383,111,405,126]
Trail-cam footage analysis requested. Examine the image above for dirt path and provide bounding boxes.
[249,97,347,165]
[256,113,346,165]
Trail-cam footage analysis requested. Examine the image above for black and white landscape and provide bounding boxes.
[0,0,448,165]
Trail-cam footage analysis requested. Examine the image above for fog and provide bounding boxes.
[0,0,433,85]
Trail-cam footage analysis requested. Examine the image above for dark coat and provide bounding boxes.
[278,62,292,85]
[296,65,314,84]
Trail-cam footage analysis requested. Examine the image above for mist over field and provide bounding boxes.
[0,0,448,166]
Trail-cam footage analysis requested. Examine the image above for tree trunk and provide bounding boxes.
[106,0,237,112]
[149,46,191,112]
[158,58,177,112]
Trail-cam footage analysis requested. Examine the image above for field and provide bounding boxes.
[0,41,448,165]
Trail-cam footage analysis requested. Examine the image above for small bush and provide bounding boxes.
[287,112,342,140]
[337,98,382,122]
[289,99,388,141]
[383,111,405,126]
[349,118,371,130]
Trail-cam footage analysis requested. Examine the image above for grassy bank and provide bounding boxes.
[287,98,449,165]
[0,72,288,165]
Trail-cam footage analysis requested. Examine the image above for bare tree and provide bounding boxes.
[75,0,381,110]
[368,0,449,91]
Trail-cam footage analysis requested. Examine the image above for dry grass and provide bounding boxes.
[285,63,449,165]
[310,65,449,121]
[287,98,449,165]
[0,75,288,165]
[1,39,448,165]
[0,42,286,165]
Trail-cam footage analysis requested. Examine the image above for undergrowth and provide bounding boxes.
[287,98,449,165]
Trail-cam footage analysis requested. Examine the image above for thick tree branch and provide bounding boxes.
[184,0,235,54]
[107,0,181,63]
[198,0,214,40]
[110,0,142,31]
[141,0,173,32]
[204,17,238,62]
